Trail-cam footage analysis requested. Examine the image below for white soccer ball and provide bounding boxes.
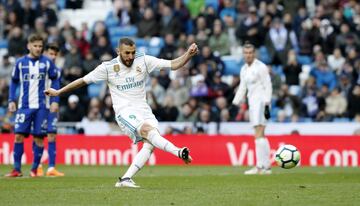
[275,144,301,169]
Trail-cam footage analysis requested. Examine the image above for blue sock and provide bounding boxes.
[31,142,44,171]
[13,142,24,172]
[48,142,56,168]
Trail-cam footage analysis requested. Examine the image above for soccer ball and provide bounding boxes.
[275,144,300,169]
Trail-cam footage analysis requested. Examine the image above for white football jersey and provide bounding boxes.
[83,53,171,113]
[232,58,272,105]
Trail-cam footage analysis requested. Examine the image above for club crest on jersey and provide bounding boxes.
[113,64,120,76]
[136,66,142,73]
[39,63,46,69]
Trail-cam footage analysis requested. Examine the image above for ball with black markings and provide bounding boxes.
[275,144,301,169]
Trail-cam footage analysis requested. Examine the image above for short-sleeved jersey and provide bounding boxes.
[83,53,171,112]
[232,58,272,105]
[9,55,58,109]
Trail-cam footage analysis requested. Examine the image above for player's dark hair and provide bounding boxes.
[27,33,44,43]
[45,43,60,52]
[119,38,135,47]
[243,41,255,51]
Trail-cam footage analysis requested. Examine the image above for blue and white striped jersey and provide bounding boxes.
[8,55,59,109]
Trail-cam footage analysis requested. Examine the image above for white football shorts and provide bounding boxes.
[115,105,158,144]
[248,100,267,127]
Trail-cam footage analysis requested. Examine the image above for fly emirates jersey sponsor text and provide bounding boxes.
[83,53,171,113]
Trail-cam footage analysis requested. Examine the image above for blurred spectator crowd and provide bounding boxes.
[0,0,360,134]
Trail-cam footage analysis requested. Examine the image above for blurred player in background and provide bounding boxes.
[37,43,64,177]
[45,38,198,188]
[232,42,272,175]
[5,34,59,177]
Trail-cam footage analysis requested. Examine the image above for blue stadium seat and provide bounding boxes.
[136,46,148,55]
[271,99,277,109]
[105,17,119,28]
[272,65,284,76]
[270,107,279,118]
[135,38,149,47]
[0,107,6,116]
[333,118,350,122]
[301,118,313,122]
[185,19,194,34]
[258,46,271,64]
[57,0,66,10]
[87,83,103,98]
[105,11,120,28]
[0,39,8,49]
[110,37,118,48]
[66,128,78,134]
[109,27,123,37]
[147,46,161,57]
[297,55,312,65]
[109,26,138,37]
[109,26,141,48]
[205,0,219,11]
[268,117,277,123]
[222,57,243,75]
[149,37,165,48]
[105,11,117,21]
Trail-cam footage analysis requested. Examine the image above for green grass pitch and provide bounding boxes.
[0,165,359,206]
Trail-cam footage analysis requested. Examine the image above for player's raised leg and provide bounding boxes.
[140,122,192,164]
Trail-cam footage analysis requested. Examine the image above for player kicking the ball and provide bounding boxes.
[45,38,197,188]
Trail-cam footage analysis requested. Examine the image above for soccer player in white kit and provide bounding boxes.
[45,38,198,187]
[232,43,272,175]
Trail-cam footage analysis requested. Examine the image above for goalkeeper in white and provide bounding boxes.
[45,38,198,187]
[232,42,272,175]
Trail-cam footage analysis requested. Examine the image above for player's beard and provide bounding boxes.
[120,56,134,67]
[245,57,254,65]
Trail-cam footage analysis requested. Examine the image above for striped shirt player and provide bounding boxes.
[232,43,272,175]
[44,38,198,188]
[9,54,59,135]
[6,34,59,178]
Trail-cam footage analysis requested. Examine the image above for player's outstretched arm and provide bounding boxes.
[170,43,198,70]
[44,78,87,96]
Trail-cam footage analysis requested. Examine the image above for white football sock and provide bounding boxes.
[255,138,263,168]
[255,137,271,169]
[146,129,179,157]
[122,142,154,179]
[261,137,271,169]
